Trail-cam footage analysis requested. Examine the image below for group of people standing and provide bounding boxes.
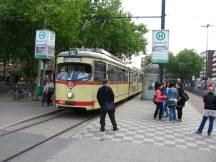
[154,79,215,136]
[154,79,186,123]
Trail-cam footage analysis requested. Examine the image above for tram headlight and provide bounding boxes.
[67,92,73,99]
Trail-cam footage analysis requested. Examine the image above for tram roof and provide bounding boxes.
[58,48,143,74]
[58,48,127,68]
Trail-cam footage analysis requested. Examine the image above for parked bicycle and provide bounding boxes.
[13,85,31,101]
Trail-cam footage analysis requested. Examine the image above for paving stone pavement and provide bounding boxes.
[73,97,216,152]
[46,96,216,162]
[46,139,215,162]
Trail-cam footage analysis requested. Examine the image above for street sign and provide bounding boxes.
[35,30,55,59]
[151,30,169,64]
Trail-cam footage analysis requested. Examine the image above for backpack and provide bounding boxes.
[182,92,189,102]
[153,94,157,104]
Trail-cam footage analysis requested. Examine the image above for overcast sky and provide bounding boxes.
[122,0,216,54]
[122,0,216,68]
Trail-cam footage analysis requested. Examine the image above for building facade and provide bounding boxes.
[200,50,216,79]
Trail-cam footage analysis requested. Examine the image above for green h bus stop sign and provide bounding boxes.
[151,30,169,64]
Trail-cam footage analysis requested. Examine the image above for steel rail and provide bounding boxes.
[0,109,66,138]
[2,115,96,162]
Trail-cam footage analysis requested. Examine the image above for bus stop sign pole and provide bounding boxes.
[159,0,166,83]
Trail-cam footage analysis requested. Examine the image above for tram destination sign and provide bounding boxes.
[151,30,169,64]
[35,29,56,59]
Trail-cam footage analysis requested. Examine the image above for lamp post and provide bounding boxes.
[201,24,213,78]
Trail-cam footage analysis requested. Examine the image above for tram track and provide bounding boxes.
[0,109,66,138]
[0,95,139,162]
[0,111,97,162]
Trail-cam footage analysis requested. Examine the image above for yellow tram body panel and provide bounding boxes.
[55,82,129,110]
[55,48,143,111]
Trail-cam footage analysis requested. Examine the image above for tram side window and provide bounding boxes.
[130,72,133,83]
[133,73,137,82]
[108,65,128,82]
[139,75,143,83]
[94,61,106,82]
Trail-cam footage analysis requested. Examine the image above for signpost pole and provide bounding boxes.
[35,30,55,99]
[160,0,166,82]
[36,61,42,97]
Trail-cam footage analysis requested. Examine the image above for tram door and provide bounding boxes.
[129,71,136,95]
[136,73,139,93]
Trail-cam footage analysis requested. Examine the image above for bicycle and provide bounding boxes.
[13,85,31,101]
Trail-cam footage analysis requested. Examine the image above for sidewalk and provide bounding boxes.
[46,95,216,162]
[0,85,58,128]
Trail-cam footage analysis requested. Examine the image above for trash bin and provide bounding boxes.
[35,85,42,96]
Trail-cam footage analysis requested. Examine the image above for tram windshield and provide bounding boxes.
[56,63,91,81]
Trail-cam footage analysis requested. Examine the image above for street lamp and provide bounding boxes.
[201,24,214,78]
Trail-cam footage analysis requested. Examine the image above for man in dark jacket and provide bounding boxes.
[196,87,216,136]
[97,79,118,132]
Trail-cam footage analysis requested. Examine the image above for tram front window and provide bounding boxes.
[56,64,91,81]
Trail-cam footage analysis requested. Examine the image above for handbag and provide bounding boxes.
[182,92,189,102]
[104,101,115,112]
[153,94,157,104]
[47,88,54,95]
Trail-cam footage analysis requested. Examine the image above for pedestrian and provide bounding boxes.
[176,78,181,84]
[161,81,169,117]
[97,79,118,132]
[154,82,167,120]
[43,78,54,106]
[167,82,179,122]
[176,82,186,122]
[41,76,49,106]
[195,87,216,136]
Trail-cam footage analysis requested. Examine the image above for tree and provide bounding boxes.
[164,53,178,74]
[165,49,204,80]
[0,0,148,79]
[176,49,203,79]
[77,0,148,57]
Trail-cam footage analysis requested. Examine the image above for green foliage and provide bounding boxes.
[0,0,148,71]
[164,53,178,74]
[143,55,151,65]
[165,49,204,79]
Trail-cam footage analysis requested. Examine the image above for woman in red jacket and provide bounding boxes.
[154,82,167,120]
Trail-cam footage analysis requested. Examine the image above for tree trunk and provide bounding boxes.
[3,57,6,84]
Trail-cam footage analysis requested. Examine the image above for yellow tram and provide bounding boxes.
[55,48,143,110]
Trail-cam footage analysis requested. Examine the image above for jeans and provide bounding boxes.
[162,100,169,116]
[197,116,215,135]
[169,107,176,122]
